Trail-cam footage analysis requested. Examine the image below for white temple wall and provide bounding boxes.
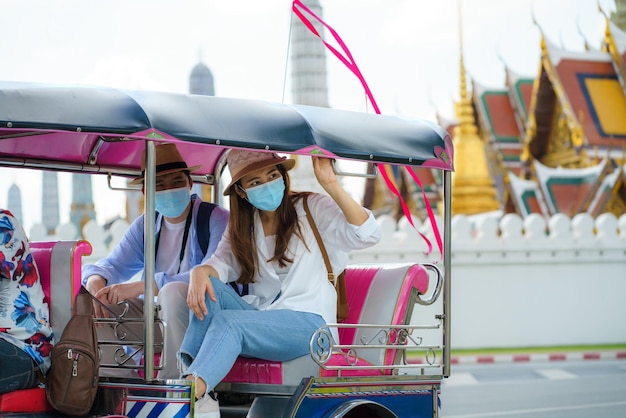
[30,212,626,349]
[349,212,626,349]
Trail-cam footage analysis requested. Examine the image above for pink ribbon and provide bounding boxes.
[292,0,442,257]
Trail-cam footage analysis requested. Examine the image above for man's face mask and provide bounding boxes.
[155,187,190,217]
[242,177,285,212]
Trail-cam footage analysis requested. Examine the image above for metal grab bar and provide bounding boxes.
[309,323,443,374]
[332,160,378,179]
[415,263,444,306]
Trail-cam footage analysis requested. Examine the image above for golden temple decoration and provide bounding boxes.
[450,0,500,215]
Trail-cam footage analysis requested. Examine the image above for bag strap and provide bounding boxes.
[78,285,125,318]
[303,195,335,285]
[196,200,216,256]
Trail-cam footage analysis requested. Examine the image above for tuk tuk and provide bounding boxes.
[0,81,452,417]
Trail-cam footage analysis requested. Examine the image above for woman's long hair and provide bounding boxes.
[228,165,310,284]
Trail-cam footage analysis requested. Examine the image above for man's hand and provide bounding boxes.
[85,275,108,318]
[95,281,144,307]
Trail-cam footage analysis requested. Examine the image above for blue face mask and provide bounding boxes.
[155,187,190,218]
[243,177,285,212]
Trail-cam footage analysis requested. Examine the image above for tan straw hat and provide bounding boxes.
[129,143,201,186]
[224,149,295,196]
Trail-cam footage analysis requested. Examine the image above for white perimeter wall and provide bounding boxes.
[33,211,626,349]
[348,212,626,349]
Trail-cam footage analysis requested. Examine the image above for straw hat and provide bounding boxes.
[129,143,201,186]
[224,150,295,196]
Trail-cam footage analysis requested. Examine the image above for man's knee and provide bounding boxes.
[158,282,188,309]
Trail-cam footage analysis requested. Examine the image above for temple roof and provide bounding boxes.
[534,159,606,216]
[473,80,521,142]
[472,71,537,175]
[609,20,626,58]
[588,163,623,217]
[372,5,626,220]
[507,170,549,217]
[605,20,626,94]
[505,66,534,123]
[547,37,625,147]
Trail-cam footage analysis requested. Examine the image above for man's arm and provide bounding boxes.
[81,215,146,287]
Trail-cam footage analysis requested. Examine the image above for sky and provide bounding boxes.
[0,0,616,232]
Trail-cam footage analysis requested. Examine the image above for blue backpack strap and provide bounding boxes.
[196,201,248,297]
[196,201,216,256]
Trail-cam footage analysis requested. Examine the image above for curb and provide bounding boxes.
[408,351,626,365]
[452,351,626,364]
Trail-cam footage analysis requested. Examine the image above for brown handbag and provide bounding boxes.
[303,195,349,323]
[46,288,99,417]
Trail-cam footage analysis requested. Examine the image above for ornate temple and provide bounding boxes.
[365,0,626,220]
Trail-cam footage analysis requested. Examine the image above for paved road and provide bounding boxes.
[439,359,626,418]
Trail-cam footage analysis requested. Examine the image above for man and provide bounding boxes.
[82,143,229,379]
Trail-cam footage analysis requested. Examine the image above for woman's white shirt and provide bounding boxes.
[206,193,381,328]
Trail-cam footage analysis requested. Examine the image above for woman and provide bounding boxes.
[0,209,54,394]
[179,150,381,417]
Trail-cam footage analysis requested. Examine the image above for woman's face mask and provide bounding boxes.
[155,186,191,217]
[242,177,285,211]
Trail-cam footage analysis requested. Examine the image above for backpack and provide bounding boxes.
[46,288,99,417]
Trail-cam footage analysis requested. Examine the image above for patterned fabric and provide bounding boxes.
[0,209,54,374]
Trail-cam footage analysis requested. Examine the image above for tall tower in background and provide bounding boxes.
[289,0,329,194]
[189,57,215,96]
[70,174,96,237]
[41,171,59,235]
[190,56,217,202]
[290,0,329,107]
[7,183,22,222]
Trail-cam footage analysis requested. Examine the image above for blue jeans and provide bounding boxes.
[0,339,38,395]
[178,278,325,391]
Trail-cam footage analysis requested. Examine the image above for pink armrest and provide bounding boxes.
[30,240,92,335]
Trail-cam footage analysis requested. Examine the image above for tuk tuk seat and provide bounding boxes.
[219,263,430,389]
[0,240,92,413]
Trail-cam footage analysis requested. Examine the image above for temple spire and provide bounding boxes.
[450,0,500,215]
[41,171,59,235]
[288,0,329,195]
[70,174,95,238]
[290,0,329,107]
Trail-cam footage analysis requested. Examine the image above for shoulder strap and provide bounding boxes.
[303,195,335,285]
[196,201,216,256]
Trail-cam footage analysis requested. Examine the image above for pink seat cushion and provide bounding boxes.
[222,358,283,384]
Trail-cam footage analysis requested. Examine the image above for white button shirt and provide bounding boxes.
[207,193,381,328]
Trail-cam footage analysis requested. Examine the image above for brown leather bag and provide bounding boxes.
[46,288,99,417]
[303,195,349,323]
